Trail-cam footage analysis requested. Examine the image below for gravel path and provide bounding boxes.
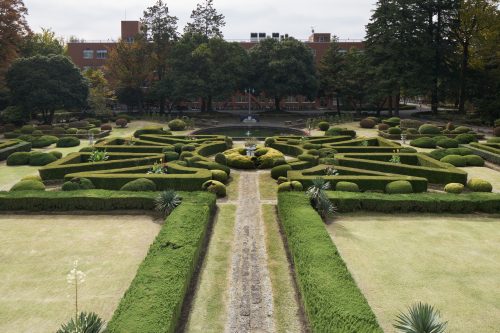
[225,172,275,333]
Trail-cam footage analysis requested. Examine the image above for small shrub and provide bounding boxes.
[164,151,179,162]
[406,128,418,134]
[359,118,376,129]
[394,302,447,333]
[444,183,464,194]
[271,164,292,179]
[446,147,473,156]
[455,133,477,144]
[467,178,492,192]
[168,119,187,131]
[298,154,317,162]
[378,123,389,131]
[367,116,380,123]
[400,119,423,129]
[154,190,182,217]
[453,126,471,134]
[20,125,35,134]
[277,176,288,184]
[440,154,466,167]
[436,138,458,148]
[57,136,80,147]
[278,181,303,192]
[318,121,330,131]
[56,312,105,333]
[265,137,276,146]
[6,152,31,165]
[29,152,58,166]
[66,128,78,134]
[493,127,500,137]
[399,147,417,153]
[61,181,81,191]
[116,118,128,128]
[410,137,436,148]
[32,135,59,148]
[76,129,88,135]
[101,124,112,131]
[21,175,42,181]
[418,124,441,135]
[120,178,157,191]
[89,128,101,135]
[50,151,63,159]
[445,122,455,131]
[214,153,227,165]
[10,180,45,192]
[335,181,360,192]
[465,155,484,166]
[307,149,320,156]
[202,180,226,197]
[211,170,228,183]
[388,127,402,135]
[385,180,413,194]
[287,139,300,145]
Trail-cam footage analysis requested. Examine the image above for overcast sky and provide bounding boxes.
[24,0,376,41]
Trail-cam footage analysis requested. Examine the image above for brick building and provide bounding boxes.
[67,21,364,110]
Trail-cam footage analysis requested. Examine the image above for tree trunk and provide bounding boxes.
[159,96,165,115]
[388,95,393,116]
[458,42,469,114]
[201,98,207,112]
[431,7,442,114]
[394,93,400,117]
[48,110,55,124]
[274,97,281,111]
[207,95,213,112]
[336,95,341,117]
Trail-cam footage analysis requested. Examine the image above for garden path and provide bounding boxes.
[225,171,275,333]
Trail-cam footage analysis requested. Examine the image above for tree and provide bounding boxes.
[0,0,31,88]
[105,37,151,112]
[318,37,346,115]
[6,55,88,124]
[141,0,178,114]
[83,68,113,115]
[20,28,65,57]
[249,38,318,111]
[340,49,371,117]
[184,0,226,38]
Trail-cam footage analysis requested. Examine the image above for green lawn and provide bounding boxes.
[0,162,39,191]
[327,213,500,333]
[186,204,236,333]
[259,171,278,200]
[225,172,240,201]
[0,214,160,333]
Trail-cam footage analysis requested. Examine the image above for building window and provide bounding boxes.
[83,50,93,59]
[96,50,108,59]
[318,36,325,42]
[338,49,347,54]
[126,37,134,43]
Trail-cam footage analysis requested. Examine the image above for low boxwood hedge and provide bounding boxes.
[0,140,32,161]
[120,178,157,191]
[56,136,80,147]
[277,193,382,332]
[10,180,45,192]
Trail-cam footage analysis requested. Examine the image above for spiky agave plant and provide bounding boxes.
[394,302,448,333]
[155,190,182,217]
[306,177,337,219]
[57,312,105,333]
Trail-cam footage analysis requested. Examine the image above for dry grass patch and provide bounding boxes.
[327,213,500,333]
[226,172,240,201]
[259,171,278,201]
[0,214,160,333]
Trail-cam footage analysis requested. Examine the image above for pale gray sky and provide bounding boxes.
[24,0,376,41]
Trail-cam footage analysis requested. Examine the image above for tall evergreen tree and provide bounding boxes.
[318,37,346,116]
[184,0,225,38]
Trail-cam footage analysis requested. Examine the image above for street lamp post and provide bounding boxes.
[244,88,255,117]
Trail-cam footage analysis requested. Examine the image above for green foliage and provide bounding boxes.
[168,119,187,131]
[335,181,360,192]
[88,149,109,163]
[410,137,436,148]
[487,137,500,143]
[214,152,227,165]
[201,180,226,197]
[306,177,336,218]
[360,118,376,129]
[464,154,485,166]
[120,178,157,192]
[400,147,417,153]
[418,124,441,135]
[394,302,447,333]
[164,151,179,162]
[154,190,182,217]
[388,127,402,135]
[134,126,170,138]
[277,181,303,192]
[455,133,477,144]
[10,180,45,192]
[211,169,228,183]
[20,125,35,134]
[29,152,58,166]
[297,154,317,162]
[277,193,382,332]
[467,178,493,192]
[440,154,467,167]
[318,121,330,131]
[493,127,500,137]
[56,312,105,333]
[400,119,423,129]
[452,126,471,134]
[6,152,31,165]
[444,183,464,194]
[61,181,81,191]
[271,164,292,179]
[436,138,458,148]
[265,137,276,146]
[385,180,413,194]
[56,136,80,147]
[62,177,95,191]
[31,135,58,148]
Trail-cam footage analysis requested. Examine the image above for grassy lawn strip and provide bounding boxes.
[259,172,277,200]
[226,172,240,201]
[107,192,216,333]
[277,192,382,332]
[326,191,500,213]
[186,204,236,333]
[262,204,302,333]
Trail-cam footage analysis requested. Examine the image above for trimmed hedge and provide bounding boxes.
[107,193,216,333]
[120,178,157,191]
[335,181,360,192]
[467,178,493,192]
[56,136,80,147]
[167,119,187,131]
[445,183,464,194]
[418,124,441,135]
[277,193,382,332]
[10,180,45,192]
[0,140,32,161]
[326,191,500,213]
[410,137,436,148]
[29,152,58,166]
[6,152,31,166]
[440,154,466,167]
[385,180,413,194]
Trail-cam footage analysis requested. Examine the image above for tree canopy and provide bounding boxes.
[184,0,226,38]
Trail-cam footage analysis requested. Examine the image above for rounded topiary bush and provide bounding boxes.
[303,143,321,150]
[214,153,227,165]
[66,128,78,134]
[335,181,360,192]
[455,133,477,144]
[418,124,441,135]
[383,117,400,127]
[388,127,402,135]
[367,116,380,124]
[453,126,471,134]
[286,139,300,145]
[168,119,187,131]
[465,155,485,166]
[436,138,459,149]
[277,176,288,184]
[133,126,170,138]
[7,152,31,166]
[21,175,42,181]
[101,124,112,131]
[89,128,101,135]
[307,149,320,156]
[360,118,376,129]
[399,147,417,153]
[265,137,276,146]
[406,128,419,134]
[57,136,80,147]
[20,125,35,134]
[378,123,389,131]
[120,178,156,191]
[297,154,317,162]
[429,149,448,160]
[444,183,464,194]
[493,127,500,137]
[202,180,226,197]
[224,147,283,169]
[440,154,466,167]
[271,164,292,179]
[29,152,58,166]
[385,180,413,194]
[277,181,303,192]
[49,151,63,159]
[62,181,81,191]
[32,135,59,148]
[10,180,45,192]
[164,151,179,162]
[410,137,436,148]
[446,147,473,156]
[318,121,330,131]
[319,148,337,158]
[211,170,228,183]
[467,178,492,192]
[116,118,128,128]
